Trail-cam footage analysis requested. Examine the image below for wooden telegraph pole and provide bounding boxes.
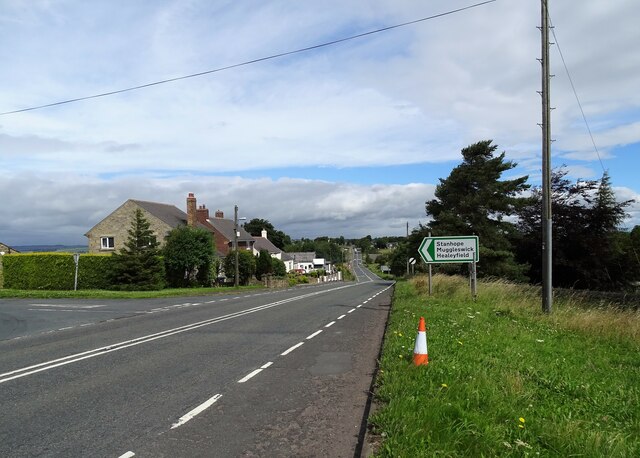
[540,0,553,313]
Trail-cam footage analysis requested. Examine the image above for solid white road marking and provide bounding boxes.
[325,321,336,328]
[1,283,359,384]
[171,394,222,429]
[306,330,323,340]
[281,342,304,356]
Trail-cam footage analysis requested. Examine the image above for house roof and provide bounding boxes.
[252,236,281,254]
[207,218,254,243]
[289,252,316,263]
[0,242,19,254]
[132,199,189,228]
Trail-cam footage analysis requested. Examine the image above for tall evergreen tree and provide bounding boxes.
[108,209,165,290]
[516,168,634,290]
[425,140,529,280]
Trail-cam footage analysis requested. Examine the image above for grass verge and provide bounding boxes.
[370,275,640,457]
[0,285,264,299]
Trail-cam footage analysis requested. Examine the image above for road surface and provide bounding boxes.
[0,262,392,457]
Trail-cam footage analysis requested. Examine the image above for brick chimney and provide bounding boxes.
[196,204,210,223]
[187,193,197,227]
[214,210,224,219]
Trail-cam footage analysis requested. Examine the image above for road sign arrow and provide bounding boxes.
[419,238,433,262]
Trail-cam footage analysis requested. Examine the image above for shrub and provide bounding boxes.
[2,253,115,290]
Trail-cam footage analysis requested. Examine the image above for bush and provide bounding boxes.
[2,253,115,290]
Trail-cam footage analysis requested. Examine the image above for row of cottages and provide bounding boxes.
[85,193,333,274]
[85,194,254,256]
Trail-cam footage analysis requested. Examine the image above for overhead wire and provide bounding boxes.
[549,16,606,173]
[0,0,496,116]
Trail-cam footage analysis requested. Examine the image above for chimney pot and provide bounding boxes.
[215,210,224,218]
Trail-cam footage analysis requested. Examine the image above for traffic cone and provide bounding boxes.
[413,317,429,366]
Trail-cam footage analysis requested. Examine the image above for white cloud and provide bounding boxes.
[0,0,639,244]
[0,171,434,245]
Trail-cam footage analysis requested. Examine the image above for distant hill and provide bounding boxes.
[13,245,88,253]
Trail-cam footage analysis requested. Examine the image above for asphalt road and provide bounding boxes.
[0,263,393,457]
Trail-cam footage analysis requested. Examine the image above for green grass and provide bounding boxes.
[0,285,264,299]
[370,275,640,457]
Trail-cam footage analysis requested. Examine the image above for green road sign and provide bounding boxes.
[418,236,479,263]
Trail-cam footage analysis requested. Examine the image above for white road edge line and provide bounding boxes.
[118,451,135,458]
[281,342,304,356]
[325,321,336,328]
[171,394,222,429]
[306,330,323,340]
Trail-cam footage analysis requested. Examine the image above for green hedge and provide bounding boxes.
[2,253,114,290]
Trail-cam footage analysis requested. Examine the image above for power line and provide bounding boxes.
[549,16,606,173]
[0,0,496,117]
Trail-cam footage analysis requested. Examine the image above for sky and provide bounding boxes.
[1,0,639,246]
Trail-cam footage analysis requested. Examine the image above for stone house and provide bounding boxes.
[0,242,19,255]
[85,194,254,255]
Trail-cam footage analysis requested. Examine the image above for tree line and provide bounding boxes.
[382,140,639,291]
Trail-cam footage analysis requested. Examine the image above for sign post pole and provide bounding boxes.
[428,232,432,296]
[73,253,80,291]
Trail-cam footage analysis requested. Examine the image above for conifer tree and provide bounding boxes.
[425,140,529,280]
[108,209,165,290]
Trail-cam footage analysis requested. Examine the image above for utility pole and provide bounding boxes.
[540,0,553,313]
[234,204,239,288]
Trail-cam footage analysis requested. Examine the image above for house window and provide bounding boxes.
[101,236,115,250]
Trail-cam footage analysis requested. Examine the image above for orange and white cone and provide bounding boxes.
[413,317,429,366]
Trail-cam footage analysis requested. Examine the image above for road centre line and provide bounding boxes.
[337,314,346,320]
[238,368,263,383]
[306,330,323,340]
[171,393,222,429]
[118,452,135,458]
[261,362,273,369]
[325,321,336,328]
[281,342,304,356]
[347,308,356,314]
[0,283,357,385]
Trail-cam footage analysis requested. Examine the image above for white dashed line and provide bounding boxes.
[238,368,263,383]
[261,362,273,369]
[356,304,363,308]
[281,342,304,356]
[118,452,135,458]
[337,314,346,320]
[325,321,336,328]
[306,330,323,340]
[171,394,222,429]
[347,308,356,314]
